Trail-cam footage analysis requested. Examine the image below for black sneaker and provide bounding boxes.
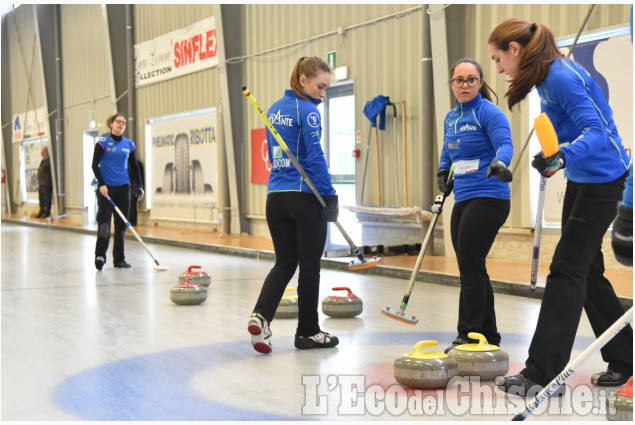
[444,337,470,354]
[114,260,132,268]
[498,373,565,398]
[95,256,105,271]
[591,368,631,387]
[295,331,339,349]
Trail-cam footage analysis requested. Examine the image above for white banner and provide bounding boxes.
[149,109,218,222]
[12,107,49,143]
[135,16,218,87]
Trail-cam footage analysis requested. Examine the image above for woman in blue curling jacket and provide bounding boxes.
[489,18,632,396]
[437,57,514,354]
[247,56,339,354]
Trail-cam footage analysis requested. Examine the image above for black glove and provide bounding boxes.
[437,169,454,196]
[532,151,565,178]
[132,186,145,201]
[612,204,633,266]
[486,160,513,182]
[321,195,339,222]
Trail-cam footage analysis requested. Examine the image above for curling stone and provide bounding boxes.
[321,287,363,318]
[447,332,509,381]
[607,376,633,421]
[394,340,458,389]
[178,265,211,287]
[170,277,207,305]
[274,287,298,319]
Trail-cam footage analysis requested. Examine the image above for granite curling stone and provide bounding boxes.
[322,287,363,318]
[170,277,208,305]
[447,332,509,381]
[275,287,299,319]
[178,265,211,287]
[394,340,458,389]
[607,376,633,421]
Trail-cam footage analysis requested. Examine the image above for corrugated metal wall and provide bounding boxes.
[133,4,223,211]
[2,4,631,234]
[3,5,47,205]
[241,4,425,219]
[60,4,115,208]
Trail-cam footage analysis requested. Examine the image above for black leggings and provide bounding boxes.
[523,172,632,386]
[253,192,327,337]
[95,184,130,263]
[450,197,510,345]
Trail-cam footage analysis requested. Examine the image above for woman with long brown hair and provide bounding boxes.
[488,18,632,396]
[247,56,339,354]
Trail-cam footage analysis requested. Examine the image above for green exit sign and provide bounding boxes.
[327,51,337,69]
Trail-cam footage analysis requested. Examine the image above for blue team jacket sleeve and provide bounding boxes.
[300,107,335,196]
[482,105,513,166]
[544,62,607,167]
[437,111,453,172]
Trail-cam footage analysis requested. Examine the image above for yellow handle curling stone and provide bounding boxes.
[447,332,509,380]
[275,287,299,319]
[394,340,458,389]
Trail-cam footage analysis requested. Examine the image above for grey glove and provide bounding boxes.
[132,186,144,201]
[321,195,339,222]
[612,204,633,266]
[437,169,453,196]
[532,151,565,178]
[486,160,513,182]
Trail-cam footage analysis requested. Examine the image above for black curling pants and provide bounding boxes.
[451,197,510,346]
[253,192,327,337]
[95,184,131,264]
[522,172,632,386]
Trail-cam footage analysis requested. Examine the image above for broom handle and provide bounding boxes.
[513,306,633,421]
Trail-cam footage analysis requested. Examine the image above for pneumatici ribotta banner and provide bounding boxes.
[148,108,218,223]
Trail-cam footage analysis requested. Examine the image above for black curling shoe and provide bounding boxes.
[498,373,566,398]
[114,260,132,268]
[591,368,631,387]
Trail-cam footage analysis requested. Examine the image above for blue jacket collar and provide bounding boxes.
[456,92,482,109]
[285,89,322,105]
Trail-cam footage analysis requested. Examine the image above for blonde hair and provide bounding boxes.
[289,56,330,102]
[488,18,563,110]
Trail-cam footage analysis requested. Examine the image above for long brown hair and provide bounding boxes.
[488,18,563,109]
[289,56,330,103]
[449,57,498,105]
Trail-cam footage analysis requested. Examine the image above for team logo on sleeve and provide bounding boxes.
[307,112,320,128]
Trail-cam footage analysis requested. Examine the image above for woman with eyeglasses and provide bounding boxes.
[437,57,514,354]
[488,18,632,396]
[92,113,144,270]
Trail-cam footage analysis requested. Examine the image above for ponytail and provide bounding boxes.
[488,18,563,109]
[289,56,330,102]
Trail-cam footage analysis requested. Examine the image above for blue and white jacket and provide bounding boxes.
[266,89,335,196]
[95,134,136,186]
[438,93,513,203]
[537,58,630,183]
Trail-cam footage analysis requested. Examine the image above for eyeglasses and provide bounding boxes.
[451,77,481,88]
[114,119,126,125]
